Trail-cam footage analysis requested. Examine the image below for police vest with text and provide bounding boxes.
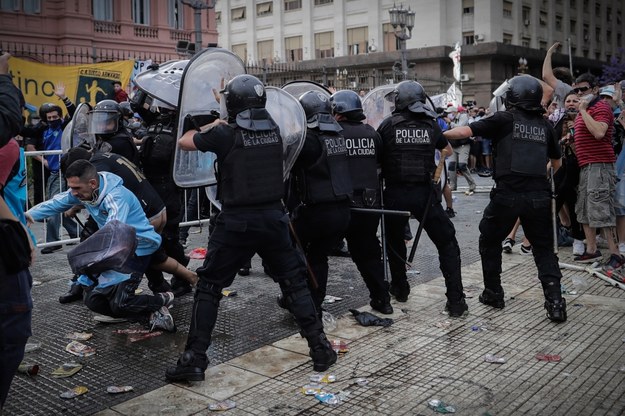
[219,125,284,207]
[298,130,352,204]
[339,120,380,208]
[382,114,437,184]
[494,111,550,179]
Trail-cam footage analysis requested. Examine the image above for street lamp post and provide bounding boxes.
[388,3,415,80]
[181,0,216,55]
[518,57,528,74]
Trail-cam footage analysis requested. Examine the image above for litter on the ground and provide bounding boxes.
[17,363,39,376]
[535,353,561,362]
[59,386,88,399]
[434,320,452,329]
[114,329,151,334]
[221,289,237,297]
[189,247,207,259]
[330,339,349,354]
[315,392,341,406]
[134,288,143,295]
[323,295,343,304]
[129,331,162,342]
[355,378,369,386]
[65,341,96,357]
[484,354,506,364]
[66,332,93,341]
[107,385,134,394]
[427,399,456,413]
[349,309,393,327]
[310,374,336,383]
[322,310,337,332]
[24,342,41,353]
[208,399,236,411]
[51,362,82,378]
[301,384,323,395]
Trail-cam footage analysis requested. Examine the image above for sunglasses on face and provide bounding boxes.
[573,86,591,94]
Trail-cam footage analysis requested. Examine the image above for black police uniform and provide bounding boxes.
[339,118,392,312]
[378,111,465,309]
[139,114,191,295]
[469,109,565,315]
[292,122,352,313]
[166,108,335,382]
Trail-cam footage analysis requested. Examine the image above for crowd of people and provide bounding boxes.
[1,42,624,409]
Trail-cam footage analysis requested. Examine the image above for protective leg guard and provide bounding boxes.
[306,333,337,372]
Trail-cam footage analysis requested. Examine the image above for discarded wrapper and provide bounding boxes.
[24,342,41,353]
[65,341,96,357]
[60,386,88,399]
[208,399,236,411]
[483,354,506,364]
[189,247,207,259]
[434,320,452,329]
[66,332,93,341]
[427,399,456,413]
[114,329,152,335]
[51,362,83,378]
[323,295,343,304]
[315,392,340,406]
[128,331,163,342]
[301,383,323,395]
[310,374,336,384]
[107,385,134,394]
[221,289,237,297]
[535,353,561,362]
[330,340,349,354]
[355,378,369,386]
[134,288,143,295]
[17,363,39,376]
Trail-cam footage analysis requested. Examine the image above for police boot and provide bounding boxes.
[479,288,505,309]
[59,279,84,304]
[370,297,393,315]
[389,282,410,302]
[545,297,567,323]
[165,350,208,382]
[307,333,337,372]
[445,297,468,318]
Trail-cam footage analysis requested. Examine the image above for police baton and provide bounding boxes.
[550,166,558,255]
[407,148,448,265]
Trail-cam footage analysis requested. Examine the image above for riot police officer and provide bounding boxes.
[165,75,336,382]
[133,85,192,297]
[330,89,392,314]
[378,80,467,317]
[291,91,352,314]
[444,75,566,322]
[90,99,139,165]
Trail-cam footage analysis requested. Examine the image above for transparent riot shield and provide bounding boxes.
[173,48,246,187]
[282,80,331,100]
[361,85,396,130]
[205,184,221,211]
[134,60,189,109]
[61,103,94,152]
[265,87,306,180]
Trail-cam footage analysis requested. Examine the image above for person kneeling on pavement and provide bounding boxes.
[25,160,176,331]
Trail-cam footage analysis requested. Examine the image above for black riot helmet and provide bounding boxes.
[39,102,63,121]
[505,75,544,112]
[119,101,134,119]
[391,80,427,112]
[222,74,267,117]
[299,91,342,132]
[330,90,365,121]
[89,99,122,135]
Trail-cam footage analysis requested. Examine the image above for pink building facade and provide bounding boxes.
[0,0,218,64]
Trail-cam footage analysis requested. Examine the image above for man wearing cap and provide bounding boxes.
[446,106,477,195]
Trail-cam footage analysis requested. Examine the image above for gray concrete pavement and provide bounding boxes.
[8,175,625,415]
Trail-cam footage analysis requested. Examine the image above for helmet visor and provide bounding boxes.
[89,112,118,135]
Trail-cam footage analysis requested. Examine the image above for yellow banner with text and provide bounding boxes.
[8,57,134,113]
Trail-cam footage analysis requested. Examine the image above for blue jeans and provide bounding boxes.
[45,172,78,243]
[0,269,32,409]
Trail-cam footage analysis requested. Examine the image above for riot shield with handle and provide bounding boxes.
[133,59,189,109]
[266,86,307,180]
[173,48,246,188]
[61,103,95,152]
[282,80,331,100]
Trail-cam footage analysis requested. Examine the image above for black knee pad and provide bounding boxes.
[447,161,457,171]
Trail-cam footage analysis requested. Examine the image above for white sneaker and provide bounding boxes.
[149,306,176,332]
[619,242,625,255]
[573,239,585,256]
